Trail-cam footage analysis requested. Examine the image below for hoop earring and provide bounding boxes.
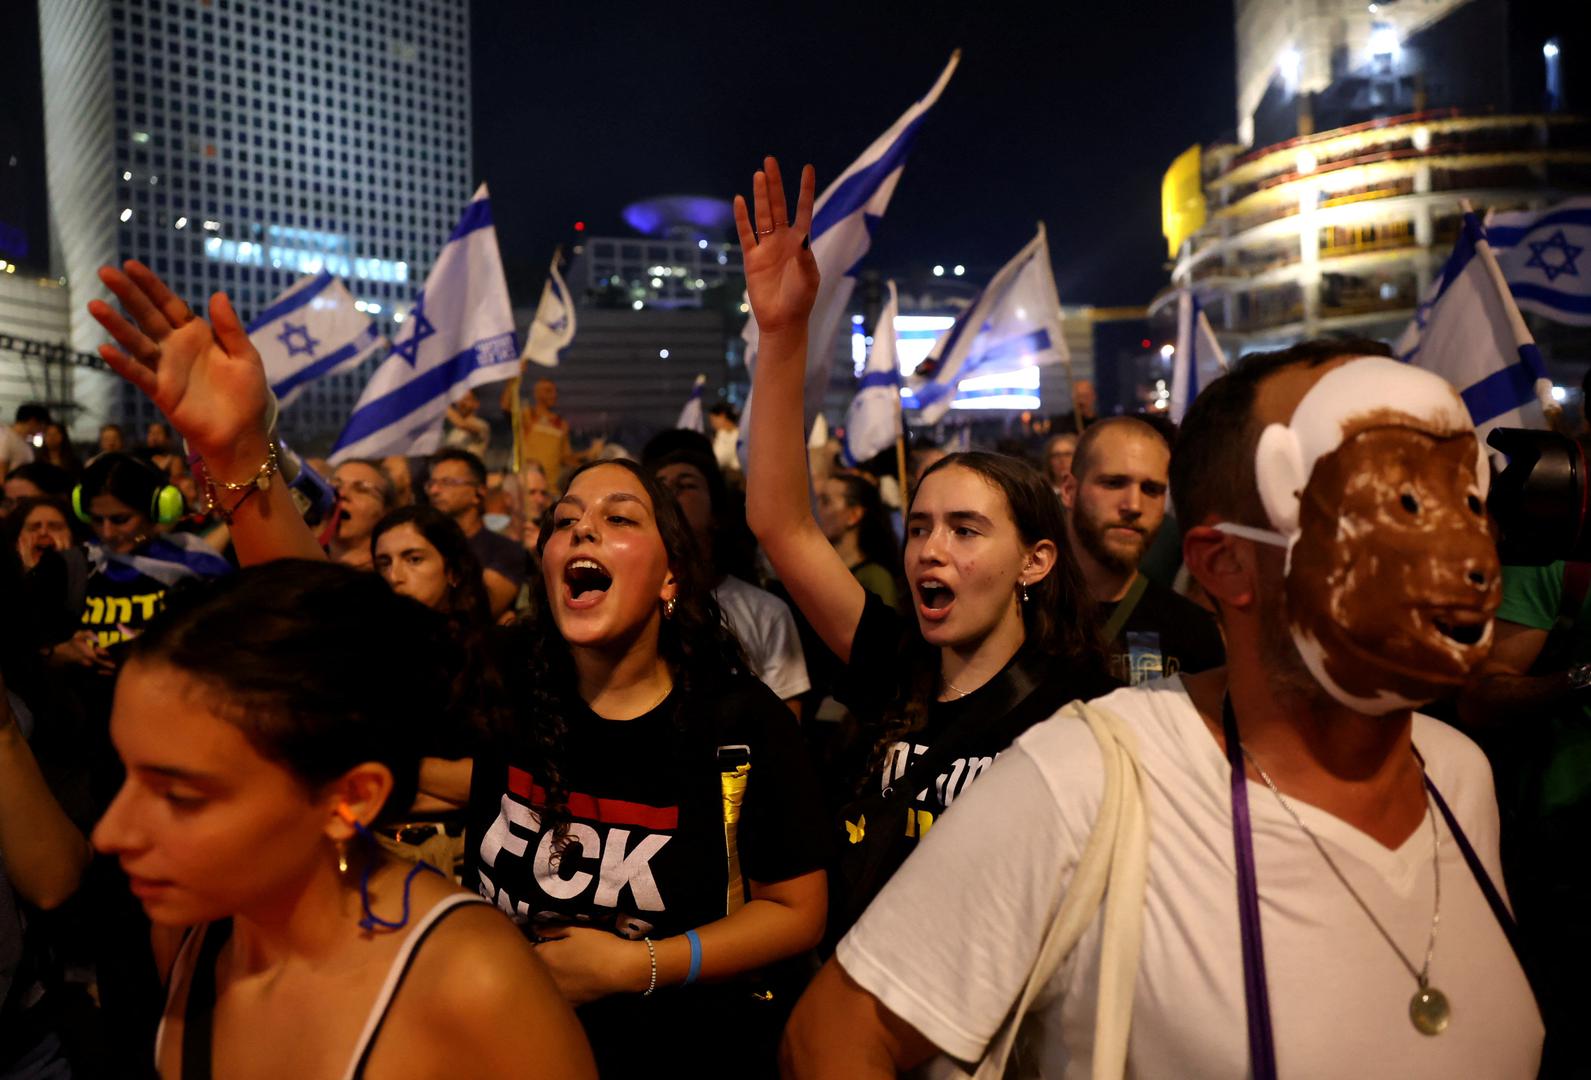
[663,597,677,619]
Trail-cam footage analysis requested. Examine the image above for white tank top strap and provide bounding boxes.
[153,922,212,1067]
[339,892,491,1080]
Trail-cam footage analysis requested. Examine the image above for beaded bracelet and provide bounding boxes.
[198,440,281,524]
[641,936,658,997]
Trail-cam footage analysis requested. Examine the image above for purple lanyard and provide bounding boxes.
[1221,697,1526,1080]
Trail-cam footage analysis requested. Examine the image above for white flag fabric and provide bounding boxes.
[909,224,1069,424]
[329,185,519,463]
[741,51,959,443]
[1486,197,1591,326]
[1396,210,1553,441]
[522,252,577,366]
[248,272,384,407]
[1170,290,1227,423]
[842,280,901,466]
[677,374,707,433]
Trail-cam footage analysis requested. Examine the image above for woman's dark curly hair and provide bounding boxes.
[369,504,502,758]
[125,560,458,825]
[503,458,747,840]
[864,450,1103,783]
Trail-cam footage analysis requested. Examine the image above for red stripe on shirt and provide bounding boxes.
[506,766,679,830]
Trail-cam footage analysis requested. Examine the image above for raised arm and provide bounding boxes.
[87,261,324,564]
[0,681,91,910]
[737,157,867,663]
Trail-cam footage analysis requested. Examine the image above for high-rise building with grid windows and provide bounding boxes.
[38,0,472,447]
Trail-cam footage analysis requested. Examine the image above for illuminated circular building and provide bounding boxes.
[1156,0,1589,357]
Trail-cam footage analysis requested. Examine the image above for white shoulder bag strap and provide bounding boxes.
[971,699,1150,1080]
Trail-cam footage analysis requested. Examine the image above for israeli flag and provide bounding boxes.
[676,374,707,433]
[1396,209,1553,440]
[1170,290,1227,423]
[909,224,1069,424]
[842,280,901,466]
[248,272,384,408]
[522,251,577,366]
[742,51,959,440]
[329,185,519,464]
[1486,197,1591,327]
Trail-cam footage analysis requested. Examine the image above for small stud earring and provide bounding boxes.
[337,840,350,876]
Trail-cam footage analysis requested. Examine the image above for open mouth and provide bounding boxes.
[564,558,613,602]
[917,579,956,621]
[1427,608,1490,648]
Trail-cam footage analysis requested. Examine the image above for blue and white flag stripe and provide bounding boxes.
[677,374,707,433]
[741,51,959,450]
[1486,198,1591,325]
[329,184,520,463]
[248,272,384,408]
[842,280,902,467]
[910,224,1069,423]
[1395,210,1551,438]
[1171,290,1227,423]
[522,251,577,367]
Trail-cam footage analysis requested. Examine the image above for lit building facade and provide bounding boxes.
[1159,0,1589,355]
[38,0,472,440]
[568,196,744,311]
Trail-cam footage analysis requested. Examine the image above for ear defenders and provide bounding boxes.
[73,453,186,527]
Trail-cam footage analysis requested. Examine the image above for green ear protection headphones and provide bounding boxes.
[73,455,186,527]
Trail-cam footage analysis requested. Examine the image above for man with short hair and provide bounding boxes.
[784,341,1542,1077]
[1061,416,1222,685]
[0,405,48,483]
[329,459,395,570]
[443,388,491,460]
[426,447,524,616]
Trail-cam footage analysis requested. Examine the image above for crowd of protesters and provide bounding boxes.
[0,154,1575,1079]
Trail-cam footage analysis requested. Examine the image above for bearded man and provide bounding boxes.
[783,341,1542,1078]
[1061,416,1222,685]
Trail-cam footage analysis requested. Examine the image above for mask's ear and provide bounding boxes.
[1254,423,1307,537]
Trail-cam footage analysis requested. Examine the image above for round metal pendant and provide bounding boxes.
[1410,986,1451,1036]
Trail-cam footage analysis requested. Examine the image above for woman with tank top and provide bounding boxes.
[91,560,594,1078]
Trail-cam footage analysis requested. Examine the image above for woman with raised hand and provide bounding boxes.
[739,156,1115,936]
[92,560,593,1078]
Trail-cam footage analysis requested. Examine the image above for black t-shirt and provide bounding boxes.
[1099,576,1225,686]
[79,568,168,650]
[466,526,527,589]
[833,592,1119,842]
[464,673,827,1073]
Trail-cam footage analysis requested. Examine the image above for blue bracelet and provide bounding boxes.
[684,929,703,986]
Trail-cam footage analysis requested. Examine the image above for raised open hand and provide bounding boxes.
[87,261,271,476]
[733,156,819,339]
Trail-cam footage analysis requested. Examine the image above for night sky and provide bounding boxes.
[472,0,1236,309]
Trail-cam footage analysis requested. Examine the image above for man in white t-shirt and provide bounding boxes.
[783,341,1543,1077]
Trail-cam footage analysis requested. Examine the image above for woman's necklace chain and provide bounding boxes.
[941,677,975,699]
[1242,745,1452,1035]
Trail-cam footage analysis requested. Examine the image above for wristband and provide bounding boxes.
[683,929,702,986]
[642,936,658,997]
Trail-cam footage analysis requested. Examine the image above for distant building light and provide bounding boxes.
[659,348,670,359]
[202,219,221,231]
[366,302,381,314]
[1544,41,1559,59]
[738,302,749,313]
[1367,2,1378,12]
[354,300,368,312]
[651,277,663,288]
[121,170,132,181]
[1160,344,1175,359]
[698,239,708,249]
[0,260,7,271]
[3,265,13,275]
[174,216,188,229]
[132,131,150,144]
[393,311,406,323]
[693,278,705,289]
[953,264,965,276]
[716,253,728,266]
[1368,23,1400,59]
[149,175,158,185]
[1552,385,1568,402]
[574,221,586,232]
[933,264,945,277]
[852,314,865,325]
[1278,47,1301,85]
[1412,126,1431,151]
[1296,150,1317,174]
[119,208,132,222]
[633,300,645,311]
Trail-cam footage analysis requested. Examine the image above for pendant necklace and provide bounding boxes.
[1243,746,1451,1036]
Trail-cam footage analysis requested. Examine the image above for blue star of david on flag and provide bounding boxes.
[390,293,436,367]
[1524,230,1583,283]
[276,321,320,358]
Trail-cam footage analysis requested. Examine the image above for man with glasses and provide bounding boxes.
[329,459,396,570]
[426,447,524,616]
